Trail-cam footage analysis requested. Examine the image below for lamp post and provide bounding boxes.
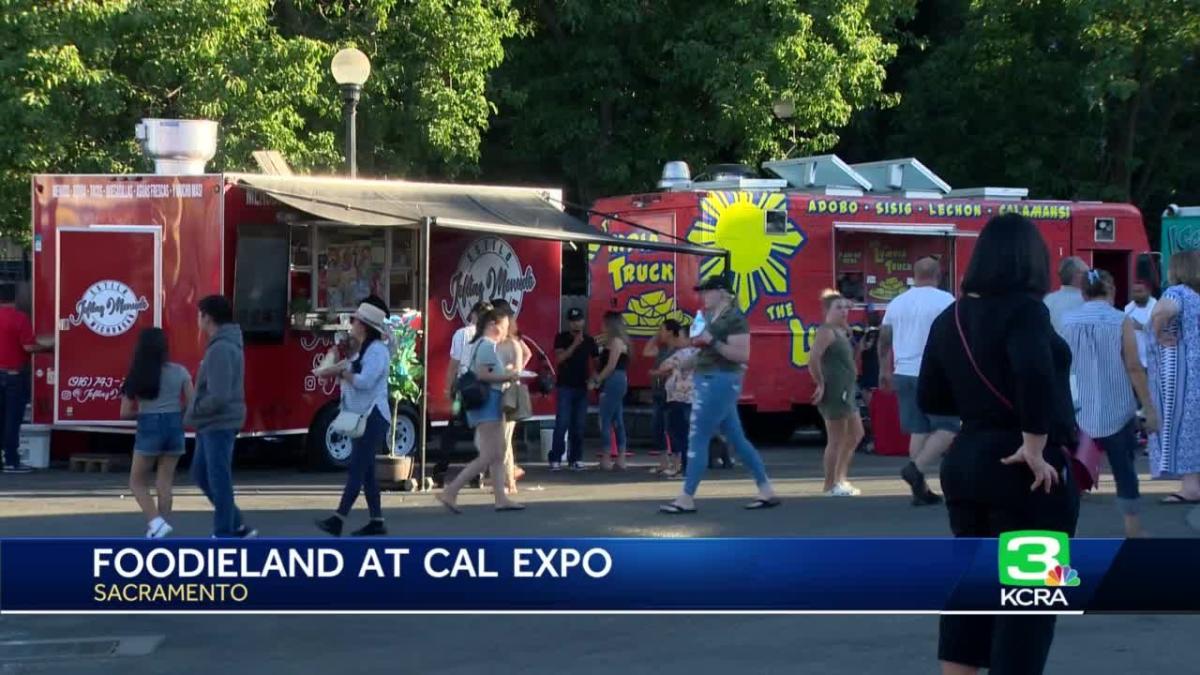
[331,48,371,177]
[772,98,798,159]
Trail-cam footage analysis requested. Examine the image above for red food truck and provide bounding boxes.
[588,155,1154,442]
[29,119,716,471]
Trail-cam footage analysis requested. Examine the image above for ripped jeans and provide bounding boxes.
[683,370,770,496]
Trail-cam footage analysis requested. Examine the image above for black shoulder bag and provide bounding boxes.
[455,341,490,411]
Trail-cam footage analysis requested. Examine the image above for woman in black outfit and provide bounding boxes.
[918,214,1079,675]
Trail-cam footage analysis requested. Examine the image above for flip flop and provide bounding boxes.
[495,504,527,512]
[659,503,697,515]
[1160,493,1200,505]
[436,496,462,515]
[745,498,782,510]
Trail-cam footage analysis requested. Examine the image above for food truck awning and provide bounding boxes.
[228,173,722,258]
[834,223,959,237]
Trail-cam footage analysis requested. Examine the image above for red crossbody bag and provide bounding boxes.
[953,302,1097,493]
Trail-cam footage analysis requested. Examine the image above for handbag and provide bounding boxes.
[455,342,490,411]
[503,383,533,420]
[954,302,1090,493]
[330,410,368,439]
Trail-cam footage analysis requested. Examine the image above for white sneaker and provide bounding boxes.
[146,520,173,538]
[826,483,861,497]
[549,462,562,472]
[569,462,588,472]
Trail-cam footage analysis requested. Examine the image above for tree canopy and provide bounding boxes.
[0,0,519,240]
[0,0,1197,244]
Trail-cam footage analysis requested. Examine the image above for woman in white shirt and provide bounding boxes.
[316,303,393,537]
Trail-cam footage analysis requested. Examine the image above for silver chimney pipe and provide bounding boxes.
[135,118,218,175]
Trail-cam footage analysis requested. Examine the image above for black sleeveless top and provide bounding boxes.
[598,348,629,372]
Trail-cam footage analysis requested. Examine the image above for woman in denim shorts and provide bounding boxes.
[438,308,524,513]
[120,328,193,539]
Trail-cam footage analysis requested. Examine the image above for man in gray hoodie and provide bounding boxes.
[187,295,255,538]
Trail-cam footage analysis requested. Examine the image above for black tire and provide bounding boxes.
[745,411,798,445]
[306,400,422,471]
[306,401,352,471]
[386,402,420,458]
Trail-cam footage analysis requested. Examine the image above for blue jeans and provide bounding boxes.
[1095,419,1140,515]
[192,429,245,537]
[598,371,628,452]
[667,401,691,471]
[338,408,386,519]
[0,371,28,468]
[551,386,587,464]
[684,371,770,496]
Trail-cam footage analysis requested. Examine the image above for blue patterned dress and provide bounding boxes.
[1148,284,1200,478]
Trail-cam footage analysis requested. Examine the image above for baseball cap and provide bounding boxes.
[695,275,733,293]
[566,307,584,321]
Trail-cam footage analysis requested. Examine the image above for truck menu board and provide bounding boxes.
[835,232,952,305]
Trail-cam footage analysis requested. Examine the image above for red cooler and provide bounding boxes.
[870,389,910,456]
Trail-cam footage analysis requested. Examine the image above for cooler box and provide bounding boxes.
[869,390,909,456]
[18,424,51,469]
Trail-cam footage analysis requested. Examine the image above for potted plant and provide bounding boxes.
[376,310,424,489]
[289,295,312,329]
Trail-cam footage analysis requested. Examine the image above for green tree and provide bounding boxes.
[0,0,519,241]
[892,0,1200,239]
[484,0,916,203]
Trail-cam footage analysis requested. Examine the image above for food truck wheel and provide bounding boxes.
[307,401,353,471]
[746,411,798,445]
[388,402,419,458]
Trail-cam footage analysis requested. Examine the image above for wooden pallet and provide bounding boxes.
[68,453,129,473]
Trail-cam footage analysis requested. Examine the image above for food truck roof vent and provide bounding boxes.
[680,163,788,191]
[762,154,872,196]
[849,158,951,199]
[658,161,692,189]
[947,187,1030,200]
[135,118,218,175]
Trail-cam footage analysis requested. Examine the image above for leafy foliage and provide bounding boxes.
[890,0,1200,239]
[484,0,916,201]
[0,0,519,241]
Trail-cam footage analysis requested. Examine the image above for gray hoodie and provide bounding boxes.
[186,323,246,432]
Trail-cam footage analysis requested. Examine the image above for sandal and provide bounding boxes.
[1160,493,1200,505]
[495,503,526,512]
[745,497,782,510]
[436,495,461,514]
[659,503,697,515]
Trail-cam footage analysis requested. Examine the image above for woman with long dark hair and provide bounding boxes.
[437,308,524,512]
[918,214,1079,674]
[591,311,630,470]
[120,328,193,538]
[316,302,392,536]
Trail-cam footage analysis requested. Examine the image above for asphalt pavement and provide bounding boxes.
[0,444,1195,673]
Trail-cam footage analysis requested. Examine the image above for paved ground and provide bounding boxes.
[0,444,1196,673]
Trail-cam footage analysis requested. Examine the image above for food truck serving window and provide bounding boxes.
[234,223,290,340]
[297,225,419,312]
[834,227,953,305]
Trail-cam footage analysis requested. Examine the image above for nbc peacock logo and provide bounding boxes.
[997,530,1079,608]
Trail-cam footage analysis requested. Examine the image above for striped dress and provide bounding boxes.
[1062,301,1138,439]
[1148,285,1200,478]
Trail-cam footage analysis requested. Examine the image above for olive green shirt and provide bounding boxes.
[696,308,750,373]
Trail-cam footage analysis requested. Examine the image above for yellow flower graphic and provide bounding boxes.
[686,192,805,312]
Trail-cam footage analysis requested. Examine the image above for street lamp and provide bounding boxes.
[331,47,371,177]
[772,98,798,159]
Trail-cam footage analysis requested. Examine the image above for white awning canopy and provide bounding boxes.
[834,223,959,237]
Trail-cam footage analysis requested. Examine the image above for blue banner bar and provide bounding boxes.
[1,537,1184,613]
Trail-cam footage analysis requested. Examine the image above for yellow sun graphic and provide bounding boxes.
[687,192,805,312]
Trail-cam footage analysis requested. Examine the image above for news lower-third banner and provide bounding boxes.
[0,536,1195,613]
